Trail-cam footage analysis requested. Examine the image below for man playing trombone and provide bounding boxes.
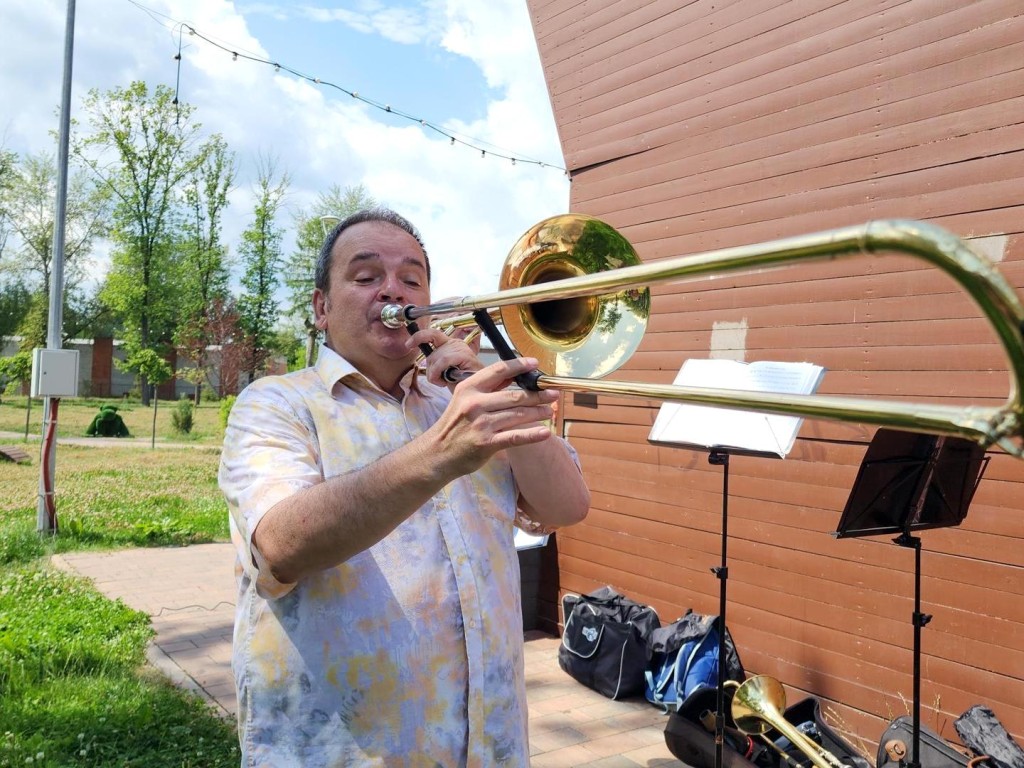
[219,206,590,767]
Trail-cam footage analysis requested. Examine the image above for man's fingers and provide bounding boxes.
[456,357,547,391]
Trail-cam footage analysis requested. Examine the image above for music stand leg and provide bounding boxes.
[709,450,730,768]
[894,532,930,768]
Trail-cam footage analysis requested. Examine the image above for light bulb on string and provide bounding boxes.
[159,15,568,173]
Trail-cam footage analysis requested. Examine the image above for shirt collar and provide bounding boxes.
[315,345,423,397]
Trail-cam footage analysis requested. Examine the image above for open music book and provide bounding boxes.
[648,359,826,458]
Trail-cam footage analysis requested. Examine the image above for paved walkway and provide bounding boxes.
[53,543,687,767]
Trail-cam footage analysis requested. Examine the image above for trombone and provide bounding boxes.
[382,214,1024,457]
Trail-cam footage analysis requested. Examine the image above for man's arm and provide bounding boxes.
[253,357,562,584]
[507,430,590,529]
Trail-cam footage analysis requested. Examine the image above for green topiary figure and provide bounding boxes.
[86,404,131,438]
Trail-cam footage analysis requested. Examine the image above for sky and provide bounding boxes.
[0,0,571,308]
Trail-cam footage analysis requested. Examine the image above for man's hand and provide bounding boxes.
[406,326,484,387]
[427,356,557,477]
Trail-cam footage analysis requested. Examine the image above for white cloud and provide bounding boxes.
[298,2,442,45]
[0,0,569,309]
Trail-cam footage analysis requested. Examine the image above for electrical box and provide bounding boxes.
[30,348,80,398]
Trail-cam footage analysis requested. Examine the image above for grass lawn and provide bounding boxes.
[0,445,229,563]
[0,444,238,767]
[0,396,226,447]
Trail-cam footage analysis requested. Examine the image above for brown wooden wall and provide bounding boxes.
[526,0,1024,756]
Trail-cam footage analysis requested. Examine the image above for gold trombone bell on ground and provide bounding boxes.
[381,213,1024,457]
[731,675,846,768]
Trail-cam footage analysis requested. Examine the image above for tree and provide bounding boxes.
[174,135,235,403]
[15,291,48,352]
[287,184,375,367]
[0,152,108,302]
[74,81,216,405]
[0,279,32,338]
[0,147,16,260]
[118,347,172,448]
[0,350,33,438]
[237,156,289,381]
[0,350,32,399]
[203,296,247,396]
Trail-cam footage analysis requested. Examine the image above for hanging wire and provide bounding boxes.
[126,0,568,174]
[171,23,184,125]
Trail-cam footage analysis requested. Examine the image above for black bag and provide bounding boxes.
[877,715,972,768]
[558,586,660,699]
[955,706,1024,768]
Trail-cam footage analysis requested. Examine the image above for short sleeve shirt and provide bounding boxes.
[219,347,531,767]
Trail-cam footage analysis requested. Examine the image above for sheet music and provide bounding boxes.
[648,359,826,458]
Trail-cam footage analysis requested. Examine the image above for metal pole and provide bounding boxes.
[37,0,77,533]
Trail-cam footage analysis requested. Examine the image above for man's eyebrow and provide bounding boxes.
[349,252,427,271]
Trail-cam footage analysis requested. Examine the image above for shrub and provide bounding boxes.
[85,404,130,438]
[218,394,236,431]
[170,397,194,435]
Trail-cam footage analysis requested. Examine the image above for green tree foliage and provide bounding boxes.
[237,156,289,380]
[0,279,32,338]
[0,152,110,345]
[0,146,16,260]
[14,291,48,352]
[174,135,235,403]
[74,81,217,404]
[0,349,32,398]
[0,152,109,298]
[118,347,172,391]
[117,347,173,448]
[287,184,375,367]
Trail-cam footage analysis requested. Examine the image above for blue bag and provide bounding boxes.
[644,612,744,713]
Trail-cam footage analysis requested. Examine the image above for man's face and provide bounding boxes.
[312,221,431,381]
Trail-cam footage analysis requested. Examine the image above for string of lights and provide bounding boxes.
[127,0,567,173]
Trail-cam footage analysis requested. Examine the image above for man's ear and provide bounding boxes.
[312,289,329,330]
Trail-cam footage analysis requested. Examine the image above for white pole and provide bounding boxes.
[37,0,77,533]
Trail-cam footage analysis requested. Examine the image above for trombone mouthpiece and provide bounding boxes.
[381,304,410,329]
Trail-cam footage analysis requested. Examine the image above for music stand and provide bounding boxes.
[833,429,988,768]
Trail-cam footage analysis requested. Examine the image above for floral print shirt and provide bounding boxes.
[219,347,538,767]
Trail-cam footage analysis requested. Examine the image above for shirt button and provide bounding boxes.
[469,619,477,629]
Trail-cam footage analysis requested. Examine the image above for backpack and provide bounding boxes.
[644,612,744,713]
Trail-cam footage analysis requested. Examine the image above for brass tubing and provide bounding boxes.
[384,218,1024,457]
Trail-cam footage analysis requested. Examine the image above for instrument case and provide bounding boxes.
[665,687,871,768]
[877,715,977,768]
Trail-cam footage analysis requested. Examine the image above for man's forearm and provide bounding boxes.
[508,437,590,528]
[253,433,452,584]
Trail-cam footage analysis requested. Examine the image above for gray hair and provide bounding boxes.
[314,206,430,292]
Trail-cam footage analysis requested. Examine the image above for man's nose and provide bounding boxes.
[377,274,405,302]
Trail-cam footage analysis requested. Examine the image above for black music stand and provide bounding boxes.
[709,447,737,768]
[649,443,781,768]
[833,429,988,768]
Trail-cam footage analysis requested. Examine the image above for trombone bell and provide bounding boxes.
[499,214,651,378]
[732,675,846,768]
